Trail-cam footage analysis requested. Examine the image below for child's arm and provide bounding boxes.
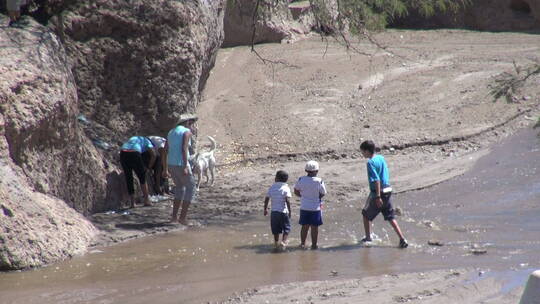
[286,197,292,218]
[319,181,327,199]
[263,196,270,216]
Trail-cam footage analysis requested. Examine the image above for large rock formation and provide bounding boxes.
[51,0,225,149]
[223,0,314,47]
[392,0,540,31]
[0,0,225,269]
[0,19,98,270]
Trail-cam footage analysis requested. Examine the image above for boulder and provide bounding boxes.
[0,18,107,214]
[222,0,314,47]
[0,20,98,270]
[47,0,225,211]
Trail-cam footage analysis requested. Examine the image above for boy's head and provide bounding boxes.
[305,160,319,176]
[360,140,376,158]
[275,170,289,183]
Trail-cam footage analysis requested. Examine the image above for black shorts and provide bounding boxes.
[362,192,395,221]
[271,211,291,235]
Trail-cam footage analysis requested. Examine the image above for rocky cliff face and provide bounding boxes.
[51,0,225,151]
[223,0,314,47]
[392,0,540,31]
[0,0,225,270]
[0,20,98,270]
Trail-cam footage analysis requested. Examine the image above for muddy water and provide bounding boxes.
[1,129,539,304]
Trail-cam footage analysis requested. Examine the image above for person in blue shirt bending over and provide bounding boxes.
[120,136,156,208]
[359,140,408,249]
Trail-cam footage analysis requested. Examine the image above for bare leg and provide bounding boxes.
[178,200,191,225]
[196,172,202,191]
[300,225,309,247]
[142,183,151,206]
[129,194,136,208]
[389,219,405,240]
[8,9,21,22]
[273,234,279,249]
[363,215,372,241]
[154,168,162,195]
[282,233,288,243]
[311,226,319,249]
[171,200,181,222]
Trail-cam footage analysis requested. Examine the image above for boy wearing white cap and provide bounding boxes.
[294,160,327,249]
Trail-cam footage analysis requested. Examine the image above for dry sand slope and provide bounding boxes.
[198,30,540,163]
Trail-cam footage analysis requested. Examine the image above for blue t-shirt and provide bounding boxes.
[366,154,390,192]
[167,125,191,166]
[121,136,153,153]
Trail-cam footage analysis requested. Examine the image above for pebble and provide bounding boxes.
[428,240,444,246]
[471,249,488,255]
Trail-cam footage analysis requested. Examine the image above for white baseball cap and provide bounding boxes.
[305,160,319,172]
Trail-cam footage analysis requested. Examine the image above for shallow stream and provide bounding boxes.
[1,129,539,304]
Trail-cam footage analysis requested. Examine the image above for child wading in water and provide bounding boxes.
[360,140,408,248]
[264,170,292,250]
[294,161,327,249]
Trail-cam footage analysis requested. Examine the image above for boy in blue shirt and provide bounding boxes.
[360,140,408,248]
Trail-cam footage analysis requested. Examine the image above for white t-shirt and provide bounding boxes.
[267,182,292,213]
[148,136,166,153]
[294,176,327,211]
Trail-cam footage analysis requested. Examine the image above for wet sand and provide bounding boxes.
[0,128,538,303]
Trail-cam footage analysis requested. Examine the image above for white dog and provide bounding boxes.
[191,136,217,191]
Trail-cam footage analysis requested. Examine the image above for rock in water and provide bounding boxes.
[428,240,444,246]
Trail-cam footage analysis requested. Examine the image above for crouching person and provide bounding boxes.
[120,136,155,208]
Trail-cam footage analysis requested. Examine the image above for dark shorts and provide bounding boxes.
[362,192,395,221]
[270,211,291,235]
[120,150,147,195]
[299,210,323,226]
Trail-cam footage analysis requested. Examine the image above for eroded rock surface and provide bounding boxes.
[0,20,98,270]
[223,0,314,47]
[0,0,226,270]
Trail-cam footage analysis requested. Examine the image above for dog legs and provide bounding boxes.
[208,158,215,186]
[196,170,202,191]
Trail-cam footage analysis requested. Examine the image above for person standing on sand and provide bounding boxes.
[294,161,327,250]
[120,136,155,208]
[264,170,292,250]
[162,114,197,225]
[359,140,408,248]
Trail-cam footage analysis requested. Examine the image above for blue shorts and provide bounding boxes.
[299,210,323,226]
[271,211,291,235]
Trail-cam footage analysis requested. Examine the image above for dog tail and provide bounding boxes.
[207,136,217,154]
